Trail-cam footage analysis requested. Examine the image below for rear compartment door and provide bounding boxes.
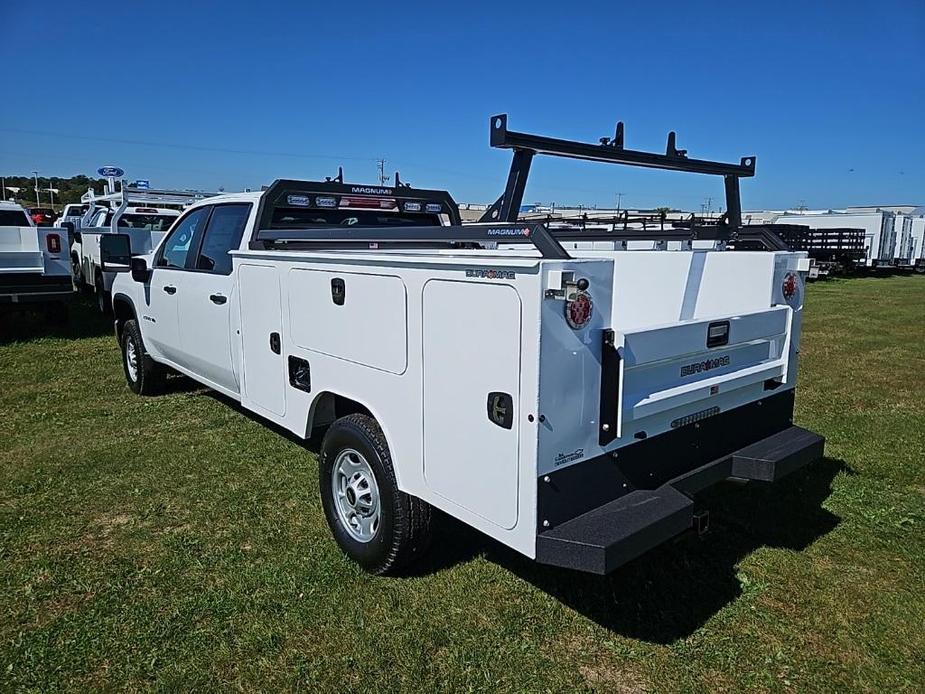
[618,306,791,428]
[422,280,521,529]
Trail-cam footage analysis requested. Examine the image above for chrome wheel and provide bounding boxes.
[125,338,139,382]
[331,448,380,543]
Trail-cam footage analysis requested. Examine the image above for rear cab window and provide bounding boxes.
[196,204,251,274]
[0,210,31,226]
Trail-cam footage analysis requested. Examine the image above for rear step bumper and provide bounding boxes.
[535,425,824,574]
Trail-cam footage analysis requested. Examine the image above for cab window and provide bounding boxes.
[195,204,251,275]
[158,206,211,269]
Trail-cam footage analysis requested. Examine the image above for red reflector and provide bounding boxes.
[782,272,798,300]
[46,233,61,254]
[339,196,397,210]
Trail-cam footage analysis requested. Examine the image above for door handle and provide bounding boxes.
[209,293,227,305]
[486,392,514,429]
[269,332,281,354]
[163,285,177,294]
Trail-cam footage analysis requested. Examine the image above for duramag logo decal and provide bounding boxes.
[680,355,730,377]
[465,269,516,279]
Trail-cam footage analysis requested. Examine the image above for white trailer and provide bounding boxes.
[911,216,925,272]
[0,201,72,319]
[775,212,895,268]
[102,117,824,576]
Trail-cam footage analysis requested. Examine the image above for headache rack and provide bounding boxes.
[250,177,572,258]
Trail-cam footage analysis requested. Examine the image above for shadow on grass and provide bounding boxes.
[492,456,846,643]
[194,388,845,643]
[404,456,846,643]
[0,297,113,345]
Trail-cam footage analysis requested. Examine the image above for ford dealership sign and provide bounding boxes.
[98,166,124,178]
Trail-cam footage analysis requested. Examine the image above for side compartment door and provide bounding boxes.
[238,264,286,417]
[422,280,522,529]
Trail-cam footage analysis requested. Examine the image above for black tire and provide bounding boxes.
[96,274,112,315]
[121,319,165,395]
[43,302,69,323]
[319,414,432,574]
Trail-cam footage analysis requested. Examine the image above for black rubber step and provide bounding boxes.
[731,426,824,482]
[536,486,693,575]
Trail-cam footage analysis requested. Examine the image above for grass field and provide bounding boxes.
[1,276,923,692]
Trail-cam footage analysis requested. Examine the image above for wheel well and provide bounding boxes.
[307,392,373,435]
[112,295,135,342]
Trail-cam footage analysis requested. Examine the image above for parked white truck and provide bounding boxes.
[0,201,72,320]
[73,184,214,313]
[102,116,824,576]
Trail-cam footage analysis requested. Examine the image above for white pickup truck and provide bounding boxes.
[103,117,824,576]
[0,201,72,320]
[73,204,180,313]
[72,183,220,313]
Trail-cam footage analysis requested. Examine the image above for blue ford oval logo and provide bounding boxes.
[98,166,124,177]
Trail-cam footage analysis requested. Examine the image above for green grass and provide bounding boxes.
[1,276,924,692]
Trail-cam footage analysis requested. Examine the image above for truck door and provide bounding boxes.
[177,203,251,393]
[142,206,211,363]
[422,280,522,529]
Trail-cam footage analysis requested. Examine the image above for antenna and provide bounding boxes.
[377,159,390,186]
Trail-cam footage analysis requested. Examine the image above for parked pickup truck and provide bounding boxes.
[73,204,179,313]
[0,201,71,320]
[103,117,824,576]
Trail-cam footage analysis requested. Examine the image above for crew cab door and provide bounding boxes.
[142,206,211,363]
[176,203,251,393]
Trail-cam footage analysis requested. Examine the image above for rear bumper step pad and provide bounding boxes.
[535,425,824,574]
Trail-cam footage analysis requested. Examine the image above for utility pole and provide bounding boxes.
[615,192,624,212]
[1,177,5,201]
[704,196,713,218]
[33,171,41,207]
[377,159,390,186]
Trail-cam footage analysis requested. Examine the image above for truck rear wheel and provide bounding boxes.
[319,414,432,574]
[121,319,165,395]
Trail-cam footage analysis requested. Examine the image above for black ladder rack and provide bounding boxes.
[479,114,756,231]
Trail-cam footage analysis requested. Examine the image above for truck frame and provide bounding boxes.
[104,115,824,576]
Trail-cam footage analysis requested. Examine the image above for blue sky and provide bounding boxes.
[1,0,923,211]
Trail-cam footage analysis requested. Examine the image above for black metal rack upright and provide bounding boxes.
[479,114,756,232]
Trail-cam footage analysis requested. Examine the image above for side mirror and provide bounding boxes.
[131,257,150,283]
[73,230,82,243]
[100,233,131,273]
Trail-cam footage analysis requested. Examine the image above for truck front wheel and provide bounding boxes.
[121,319,165,395]
[319,414,432,574]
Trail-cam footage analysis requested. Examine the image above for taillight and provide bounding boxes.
[46,233,61,254]
[565,290,593,329]
[782,272,799,302]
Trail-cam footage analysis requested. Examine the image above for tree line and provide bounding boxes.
[1,174,108,209]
